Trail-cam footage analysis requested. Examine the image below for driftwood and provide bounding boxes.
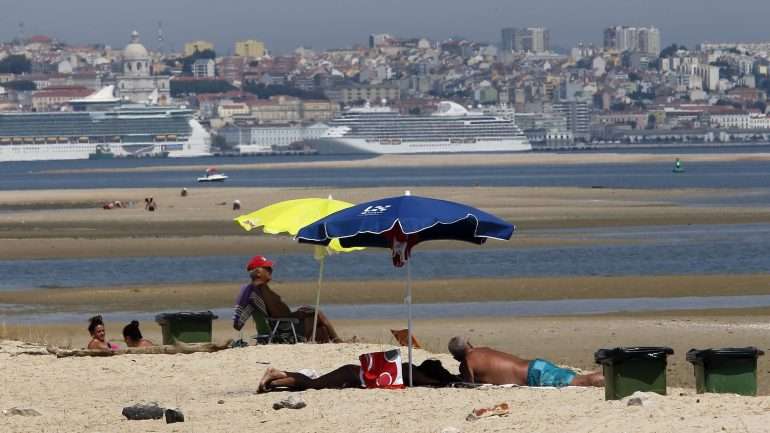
[47,340,233,358]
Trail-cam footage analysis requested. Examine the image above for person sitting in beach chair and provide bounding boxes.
[87,315,119,351]
[448,336,604,387]
[257,351,460,393]
[122,320,154,348]
[233,255,342,343]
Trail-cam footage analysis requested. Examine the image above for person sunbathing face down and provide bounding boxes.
[448,336,604,387]
[257,359,460,393]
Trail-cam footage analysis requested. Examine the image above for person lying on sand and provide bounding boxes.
[448,336,604,387]
[87,315,119,351]
[257,358,460,393]
[122,320,154,348]
[233,255,342,343]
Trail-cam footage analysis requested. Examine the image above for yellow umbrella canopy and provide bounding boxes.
[235,197,360,254]
[234,197,362,342]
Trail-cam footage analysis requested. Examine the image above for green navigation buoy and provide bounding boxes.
[673,158,684,173]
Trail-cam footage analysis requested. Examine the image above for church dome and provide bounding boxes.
[123,31,149,60]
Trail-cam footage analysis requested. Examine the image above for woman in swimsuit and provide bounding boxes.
[87,315,118,350]
[122,320,154,348]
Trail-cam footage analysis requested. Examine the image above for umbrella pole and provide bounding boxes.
[406,258,413,387]
[312,257,325,344]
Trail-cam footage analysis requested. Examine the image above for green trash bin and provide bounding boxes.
[595,346,674,400]
[686,347,764,396]
[155,311,218,345]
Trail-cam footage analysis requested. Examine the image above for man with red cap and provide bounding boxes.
[233,255,342,343]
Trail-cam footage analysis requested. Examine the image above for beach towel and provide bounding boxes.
[448,382,576,390]
[359,349,404,389]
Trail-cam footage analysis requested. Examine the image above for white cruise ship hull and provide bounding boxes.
[309,101,532,155]
[0,119,210,162]
[308,137,532,154]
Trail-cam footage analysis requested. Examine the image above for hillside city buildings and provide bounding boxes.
[1,25,770,155]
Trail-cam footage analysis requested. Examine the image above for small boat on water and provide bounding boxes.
[197,168,228,182]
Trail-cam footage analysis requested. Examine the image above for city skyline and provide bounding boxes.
[1,0,770,53]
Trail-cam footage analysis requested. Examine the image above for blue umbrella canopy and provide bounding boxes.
[296,192,515,385]
[296,194,515,250]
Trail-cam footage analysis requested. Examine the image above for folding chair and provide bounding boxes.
[251,308,304,344]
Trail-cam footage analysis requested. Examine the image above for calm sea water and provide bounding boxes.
[1,223,769,291]
[1,149,770,191]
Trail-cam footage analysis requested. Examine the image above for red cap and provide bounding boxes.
[246,255,274,272]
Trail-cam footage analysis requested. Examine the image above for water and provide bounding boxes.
[6,294,770,324]
[2,223,769,290]
[2,154,770,191]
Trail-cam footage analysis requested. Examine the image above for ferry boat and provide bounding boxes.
[307,101,531,154]
[0,86,211,162]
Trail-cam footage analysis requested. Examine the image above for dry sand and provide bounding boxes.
[3,329,770,433]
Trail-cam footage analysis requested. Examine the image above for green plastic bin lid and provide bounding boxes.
[155,311,219,323]
[686,347,765,364]
[595,346,674,364]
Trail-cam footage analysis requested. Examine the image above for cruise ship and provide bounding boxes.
[308,101,531,154]
[0,87,211,162]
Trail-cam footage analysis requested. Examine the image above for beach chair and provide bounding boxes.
[251,308,304,344]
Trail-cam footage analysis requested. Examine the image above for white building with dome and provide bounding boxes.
[116,31,170,104]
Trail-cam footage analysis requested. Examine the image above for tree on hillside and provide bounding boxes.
[170,79,235,96]
[0,54,32,74]
[164,49,217,76]
[243,82,327,100]
[0,80,36,91]
[659,44,686,58]
[575,58,593,69]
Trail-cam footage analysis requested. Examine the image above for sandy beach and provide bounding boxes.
[3,329,770,433]
[4,153,770,431]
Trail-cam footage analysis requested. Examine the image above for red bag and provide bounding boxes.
[359,349,404,389]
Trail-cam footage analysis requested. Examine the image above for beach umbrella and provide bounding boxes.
[296,191,515,384]
[235,197,363,342]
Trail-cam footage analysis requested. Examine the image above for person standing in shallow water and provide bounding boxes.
[233,255,342,343]
[87,315,119,350]
[122,320,154,348]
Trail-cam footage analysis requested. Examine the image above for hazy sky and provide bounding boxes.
[1,0,769,54]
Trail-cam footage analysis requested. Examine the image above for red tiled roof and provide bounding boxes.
[28,35,52,43]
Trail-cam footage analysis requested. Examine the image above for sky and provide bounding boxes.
[1,0,769,54]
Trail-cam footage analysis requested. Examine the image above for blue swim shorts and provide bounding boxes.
[526,359,576,387]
